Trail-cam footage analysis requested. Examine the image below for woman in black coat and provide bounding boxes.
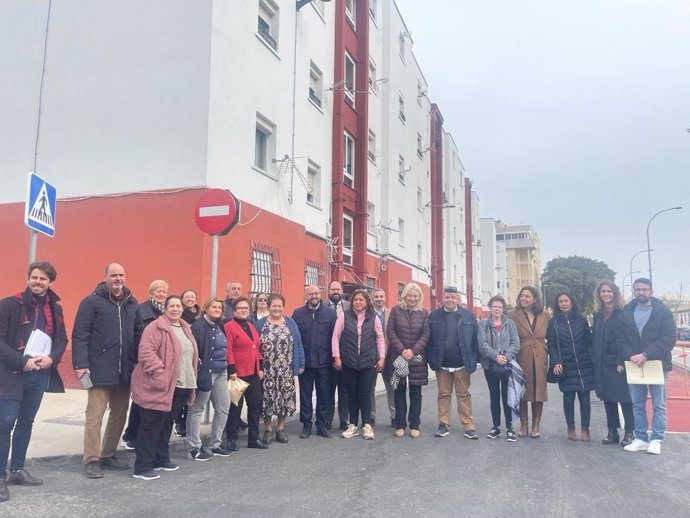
[547,292,594,441]
[591,280,634,447]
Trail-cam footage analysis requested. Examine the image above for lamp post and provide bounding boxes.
[629,249,652,299]
[646,207,682,284]
[622,270,641,300]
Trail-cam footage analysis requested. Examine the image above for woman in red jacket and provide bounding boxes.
[224,297,267,450]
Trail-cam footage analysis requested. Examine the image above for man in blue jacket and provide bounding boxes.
[72,263,143,479]
[619,278,676,455]
[426,287,479,439]
[0,262,67,502]
[293,285,336,438]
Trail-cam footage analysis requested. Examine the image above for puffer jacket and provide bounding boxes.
[191,315,227,391]
[384,306,430,385]
[547,311,594,393]
[618,298,676,372]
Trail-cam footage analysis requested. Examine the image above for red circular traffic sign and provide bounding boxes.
[194,189,241,236]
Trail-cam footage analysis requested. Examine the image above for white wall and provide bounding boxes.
[442,131,466,291]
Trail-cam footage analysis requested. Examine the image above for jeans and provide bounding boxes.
[394,382,422,429]
[629,378,667,442]
[341,365,375,427]
[562,391,591,428]
[186,371,230,450]
[0,370,49,475]
[484,369,511,429]
[299,366,331,430]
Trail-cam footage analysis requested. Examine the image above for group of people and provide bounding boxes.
[0,262,677,500]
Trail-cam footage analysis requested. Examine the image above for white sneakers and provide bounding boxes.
[342,424,360,438]
[624,438,662,455]
[362,424,375,440]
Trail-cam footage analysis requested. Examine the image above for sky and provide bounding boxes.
[395,0,690,300]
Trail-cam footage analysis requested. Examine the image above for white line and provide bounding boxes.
[199,205,230,217]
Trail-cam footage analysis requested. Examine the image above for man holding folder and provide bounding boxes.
[0,262,67,502]
[619,278,676,455]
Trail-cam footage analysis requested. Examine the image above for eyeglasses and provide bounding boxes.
[235,306,251,311]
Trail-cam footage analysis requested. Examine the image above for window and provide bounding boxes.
[367,276,376,288]
[345,0,355,26]
[254,113,276,174]
[344,52,356,105]
[398,94,405,122]
[398,155,405,183]
[417,80,424,105]
[399,33,406,62]
[369,0,377,23]
[368,129,376,162]
[417,188,423,212]
[309,61,323,108]
[417,243,423,265]
[250,242,281,296]
[368,59,377,94]
[305,260,325,291]
[258,0,279,52]
[343,213,354,265]
[397,282,405,302]
[367,202,376,233]
[343,132,355,188]
[398,218,405,246]
[417,133,423,158]
[307,160,321,205]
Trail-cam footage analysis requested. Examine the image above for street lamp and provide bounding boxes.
[629,249,652,299]
[646,206,682,285]
[622,270,641,300]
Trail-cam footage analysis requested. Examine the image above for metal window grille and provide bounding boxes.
[305,260,326,293]
[250,242,281,296]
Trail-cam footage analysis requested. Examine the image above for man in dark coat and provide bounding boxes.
[619,278,676,455]
[72,263,143,478]
[426,287,479,439]
[326,280,351,430]
[0,261,67,501]
[292,285,336,438]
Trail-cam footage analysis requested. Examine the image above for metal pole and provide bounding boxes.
[646,207,682,285]
[210,234,219,297]
[629,249,651,299]
[28,230,38,263]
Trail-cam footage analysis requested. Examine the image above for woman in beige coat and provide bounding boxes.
[508,286,550,438]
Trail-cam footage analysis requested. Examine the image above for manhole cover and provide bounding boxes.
[43,413,86,426]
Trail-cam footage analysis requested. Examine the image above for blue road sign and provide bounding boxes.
[25,172,57,237]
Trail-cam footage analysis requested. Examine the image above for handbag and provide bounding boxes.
[486,322,509,379]
[547,320,563,384]
[228,376,250,406]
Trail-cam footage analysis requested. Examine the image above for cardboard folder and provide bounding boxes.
[624,360,665,385]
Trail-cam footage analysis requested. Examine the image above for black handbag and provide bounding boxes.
[547,320,563,383]
[486,322,509,379]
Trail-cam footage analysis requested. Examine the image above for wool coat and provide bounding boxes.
[225,319,263,378]
[547,312,594,393]
[131,316,198,412]
[508,308,550,402]
[384,306,430,386]
[591,309,631,403]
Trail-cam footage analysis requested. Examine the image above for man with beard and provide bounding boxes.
[292,285,336,438]
[326,281,350,430]
[620,278,675,455]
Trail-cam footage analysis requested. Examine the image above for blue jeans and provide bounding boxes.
[629,376,667,442]
[0,370,49,475]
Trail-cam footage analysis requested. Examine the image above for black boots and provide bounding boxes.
[602,428,620,445]
[620,431,634,447]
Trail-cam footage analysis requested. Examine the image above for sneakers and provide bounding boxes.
[153,462,179,472]
[342,424,360,438]
[434,423,450,437]
[7,469,43,486]
[394,428,405,438]
[210,446,232,457]
[464,429,479,440]
[99,456,129,470]
[120,438,136,450]
[623,438,649,452]
[362,424,375,440]
[83,461,103,479]
[506,429,517,442]
[487,427,501,439]
[647,439,661,455]
[189,448,213,461]
[409,429,420,438]
[132,471,160,481]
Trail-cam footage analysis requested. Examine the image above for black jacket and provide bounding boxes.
[339,311,378,370]
[292,303,337,369]
[427,307,479,374]
[0,287,68,400]
[592,309,631,402]
[547,312,594,393]
[619,298,676,372]
[72,282,143,386]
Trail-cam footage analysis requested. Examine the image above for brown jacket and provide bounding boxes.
[508,308,550,402]
[131,316,198,412]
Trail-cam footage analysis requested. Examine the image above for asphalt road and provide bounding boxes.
[5,382,689,517]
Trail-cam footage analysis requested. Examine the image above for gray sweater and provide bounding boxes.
[477,315,520,369]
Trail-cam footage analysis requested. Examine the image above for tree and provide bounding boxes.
[541,256,616,315]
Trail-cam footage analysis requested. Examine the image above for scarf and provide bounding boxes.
[150,298,165,314]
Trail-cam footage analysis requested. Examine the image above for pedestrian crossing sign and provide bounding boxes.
[24,172,57,237]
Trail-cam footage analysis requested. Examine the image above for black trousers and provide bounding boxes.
[328,367,349,428]
[341,365,375,427]
[484,369,512,429]
[563,391,591,428]
[299,366,331,430]
[122,402,141,441]
[394,382,422,429]
[227,375,262,445]
[134,388,190,474]
[604,401,634,432]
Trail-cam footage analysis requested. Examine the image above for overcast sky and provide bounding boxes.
[395,0,689,300]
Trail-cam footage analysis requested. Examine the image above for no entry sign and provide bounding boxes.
[194,189,240,236]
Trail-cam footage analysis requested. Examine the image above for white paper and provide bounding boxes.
[24,329,52,357]
[624,360,665,385]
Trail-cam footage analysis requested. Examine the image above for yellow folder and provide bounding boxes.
[624,360,665,385]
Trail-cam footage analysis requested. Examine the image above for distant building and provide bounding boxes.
[495,222,542,304]
[480,217,507,305]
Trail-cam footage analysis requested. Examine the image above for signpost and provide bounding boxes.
[194,189,241,296]
[25,172,57,263]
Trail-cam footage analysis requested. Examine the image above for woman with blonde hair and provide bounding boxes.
[592,280,634,447]
[384,283,430,437]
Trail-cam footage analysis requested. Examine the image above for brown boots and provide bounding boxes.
[580,428,590,442]
[568,426,590,441]
[530,402,543,438]
[518,402,529,437]
[568,425,577,441]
